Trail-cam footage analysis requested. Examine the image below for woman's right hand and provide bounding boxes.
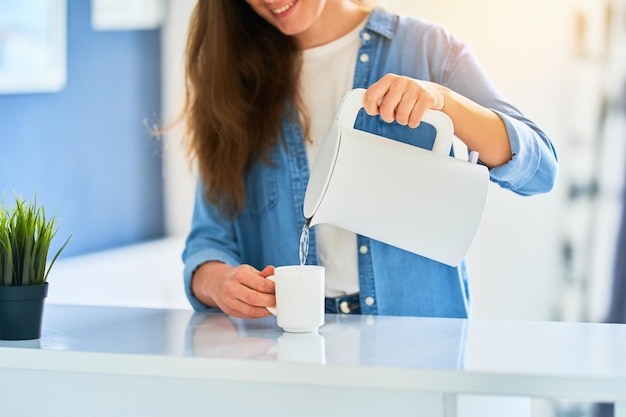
[192,262,276,318]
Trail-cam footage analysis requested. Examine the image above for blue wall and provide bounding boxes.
[0,0,164,257]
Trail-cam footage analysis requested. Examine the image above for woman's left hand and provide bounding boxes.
[363,73,449,128]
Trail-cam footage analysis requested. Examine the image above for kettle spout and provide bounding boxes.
[304,215,322,228]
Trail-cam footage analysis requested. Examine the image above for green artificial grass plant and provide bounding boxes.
[0,196,71,286]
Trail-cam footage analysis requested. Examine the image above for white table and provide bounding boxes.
[1,304,625,417]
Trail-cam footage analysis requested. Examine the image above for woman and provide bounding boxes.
[181,0,558,319]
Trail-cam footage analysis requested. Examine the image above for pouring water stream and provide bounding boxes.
[299,218,311,266]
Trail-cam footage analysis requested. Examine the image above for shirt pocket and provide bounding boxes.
[240,160,277,219]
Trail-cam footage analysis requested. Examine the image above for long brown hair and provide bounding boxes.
[183,1,303,217]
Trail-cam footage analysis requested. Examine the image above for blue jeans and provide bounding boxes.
[325,293,361,314]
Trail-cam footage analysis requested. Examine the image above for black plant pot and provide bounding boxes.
[0,283,48,340]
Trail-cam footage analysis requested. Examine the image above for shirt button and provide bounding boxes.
[362,32,371,41]
[365,297,375,306]
[359,245,368,254]
[340,301,351,314]
[359,53,369,63]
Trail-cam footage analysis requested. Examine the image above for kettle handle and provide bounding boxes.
[337,88,454,156]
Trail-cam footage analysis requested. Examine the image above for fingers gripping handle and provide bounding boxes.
[266,275,277,315]
[336,88,454,156]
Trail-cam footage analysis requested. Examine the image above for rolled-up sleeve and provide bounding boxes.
[488,111,559,195]
[439,32,559,196]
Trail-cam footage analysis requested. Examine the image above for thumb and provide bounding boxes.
[259,265,275,278]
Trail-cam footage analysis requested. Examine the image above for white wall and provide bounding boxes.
[161,0,197,237]
[48,236,190,309]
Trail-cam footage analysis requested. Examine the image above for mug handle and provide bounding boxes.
[336,88,454,156]
[266,275,277,316]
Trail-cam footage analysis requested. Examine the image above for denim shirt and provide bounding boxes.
[182,8,558,318]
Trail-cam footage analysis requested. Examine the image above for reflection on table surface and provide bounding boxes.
[1,304,466,369]
[186,311,466,368]
[3,303,626,381]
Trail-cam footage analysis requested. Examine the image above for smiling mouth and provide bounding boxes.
[272,0,296,14]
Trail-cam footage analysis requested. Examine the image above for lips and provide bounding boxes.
[272,0,296,15]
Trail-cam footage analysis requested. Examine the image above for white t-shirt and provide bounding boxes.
[300,20,366,298]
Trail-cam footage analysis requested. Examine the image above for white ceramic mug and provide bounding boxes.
[266,265,325,333]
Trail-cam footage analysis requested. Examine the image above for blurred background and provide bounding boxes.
[0,0,626,416]
[1,1,625,414]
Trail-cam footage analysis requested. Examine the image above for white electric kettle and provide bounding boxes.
[303,88,489,267]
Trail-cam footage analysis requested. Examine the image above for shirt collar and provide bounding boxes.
[363,7,398,39]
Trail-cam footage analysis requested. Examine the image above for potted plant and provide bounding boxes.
[0,196,71,340]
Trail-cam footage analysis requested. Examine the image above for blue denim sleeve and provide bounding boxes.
[182,179,241,311]
[438,31,558,195]
[488,111,559,195]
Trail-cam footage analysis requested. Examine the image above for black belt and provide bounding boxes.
[325,293,361,314]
